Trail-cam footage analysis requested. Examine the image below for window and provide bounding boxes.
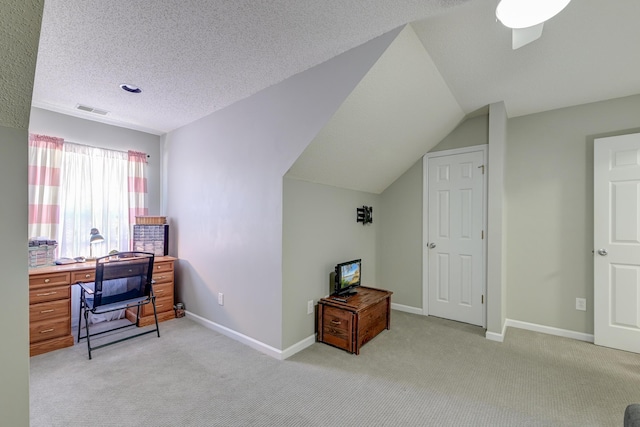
[28,134,148,258]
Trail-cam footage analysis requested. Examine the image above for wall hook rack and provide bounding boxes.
[356,206,373,225]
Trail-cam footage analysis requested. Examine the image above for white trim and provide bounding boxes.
[425,145,488,159]
[485,321,507,342]
[423,144,489,328]
[422,154,429,316]
[281,334,316,359]
[391,302,423,315]
[186,311,314,360]
[505,319,594,343]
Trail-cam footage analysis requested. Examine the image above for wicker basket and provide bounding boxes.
[135,216,167,225]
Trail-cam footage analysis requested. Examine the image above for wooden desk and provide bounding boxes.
[28,256,177,356]
[317,286,392,354]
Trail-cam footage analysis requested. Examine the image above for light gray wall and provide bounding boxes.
[373,114,489,312]
[163,28,400,350]
[430,114,488,153]
[28,107,162,215]
[0,126,30,426]
[377,159,423,308]
[505,93,640,334]
[1,1,43,425]
[282,178,378,348]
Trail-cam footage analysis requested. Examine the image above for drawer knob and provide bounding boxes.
[330,319,341,325]
[40,309,55,314]
[85,274,91,278]
[44,278,50,283]
[40,328,54,334]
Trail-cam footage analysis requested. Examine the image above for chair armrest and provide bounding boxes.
[77,282,94,294]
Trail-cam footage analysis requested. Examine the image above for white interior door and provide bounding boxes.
[594,132,640,353]
[425,147,486,327]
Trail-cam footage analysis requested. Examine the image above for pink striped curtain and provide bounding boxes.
[28,134,64,239]
[128,150,148,224]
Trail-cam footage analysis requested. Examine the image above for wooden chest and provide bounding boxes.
[317,286,392,354]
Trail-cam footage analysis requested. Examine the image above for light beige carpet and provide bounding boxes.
[29,311,640,426]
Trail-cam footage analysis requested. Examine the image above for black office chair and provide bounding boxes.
[77,251,160,359]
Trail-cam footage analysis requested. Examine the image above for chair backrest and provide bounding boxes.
[92,252,155,308]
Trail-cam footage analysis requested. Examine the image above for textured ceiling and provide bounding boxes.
[32,0,467,135]
[0,0,43,130]
[30,0,640,194]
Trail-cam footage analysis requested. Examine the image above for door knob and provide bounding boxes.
[597,248,608,256]
[429,243,436,249]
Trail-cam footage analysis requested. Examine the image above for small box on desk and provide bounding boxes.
[132,224,169,256]
[28,244,58,268]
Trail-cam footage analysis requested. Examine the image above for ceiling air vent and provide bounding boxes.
[76,104,109,115]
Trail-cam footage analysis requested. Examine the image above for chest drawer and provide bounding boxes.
[71,270,96,283]
[30,317,71,344]
[29,285,70,304]
[29,272,70,289]
[30,299,70,323]
[321,305,353,351]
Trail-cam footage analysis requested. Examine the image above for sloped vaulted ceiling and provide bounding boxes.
[286,25,465,194]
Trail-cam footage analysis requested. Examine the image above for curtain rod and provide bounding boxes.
[64,140,150,158]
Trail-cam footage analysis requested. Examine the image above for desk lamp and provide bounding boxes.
[89,228,104,260]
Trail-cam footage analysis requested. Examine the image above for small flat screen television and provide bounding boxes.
[334,259,361,296]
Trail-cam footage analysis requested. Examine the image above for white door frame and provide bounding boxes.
[422,145,488,328]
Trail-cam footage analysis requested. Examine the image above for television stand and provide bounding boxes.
[317,286,392,355]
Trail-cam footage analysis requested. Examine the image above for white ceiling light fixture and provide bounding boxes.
[496,0,572,49]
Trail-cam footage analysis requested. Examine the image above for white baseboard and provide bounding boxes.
[186,310,594,360]
[185,311,316,360]
[281,334,316,359]
[504,319,594,343]
[485,325,506,343]
[391,302,423,315]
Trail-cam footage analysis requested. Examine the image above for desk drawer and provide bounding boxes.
[30,317,70,344]
[154,261,174,274]
[29,272,70,289]
[152,281,173,299]
[71,270,96,283]
[142,295,174,316]
[152,270,173,285]
[29,285,70,304]
[30,299,70,323]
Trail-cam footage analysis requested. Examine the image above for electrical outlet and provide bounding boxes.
[307,300,314,315]
[576,297,586,311]
[218,292,224,306]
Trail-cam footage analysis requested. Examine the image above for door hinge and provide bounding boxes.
[482,295,484,304]
[481,230,484,240]
[478,165,485,174]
